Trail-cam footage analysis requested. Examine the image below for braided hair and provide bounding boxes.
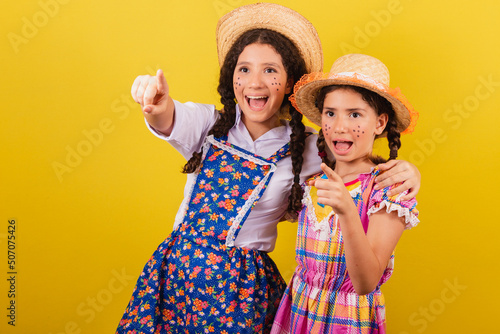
[315,85,401,165]
[182,28,308,215]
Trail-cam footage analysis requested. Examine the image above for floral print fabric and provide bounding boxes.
[116,136,290,334]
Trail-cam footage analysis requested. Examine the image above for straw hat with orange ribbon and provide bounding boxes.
[216,2,323,74]
[290,53,418,135]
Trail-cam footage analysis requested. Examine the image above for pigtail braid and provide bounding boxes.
[386,118,401,160]
[317,129,336,170]
[287,107,306,214]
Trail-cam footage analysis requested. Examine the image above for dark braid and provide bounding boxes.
[386,118,401,160]
[287,107,306,213]
[316,129,336,170]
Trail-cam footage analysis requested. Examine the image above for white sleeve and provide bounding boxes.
[146,100,219,160]
[300,130,323,181]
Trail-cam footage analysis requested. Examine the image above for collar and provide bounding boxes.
[234,104,291,142]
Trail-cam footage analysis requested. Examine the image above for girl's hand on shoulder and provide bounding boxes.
[374,160,421,199]
[131,69,170,115]
[309,163,355,215]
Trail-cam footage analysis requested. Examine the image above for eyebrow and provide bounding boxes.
[236,61,282,68]
[323,107,365,112]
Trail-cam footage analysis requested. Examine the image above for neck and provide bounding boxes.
[242,115,282,141]
[334,157,375,183]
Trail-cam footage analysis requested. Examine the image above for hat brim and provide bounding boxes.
[291,72,418,136]
[216,3,323,73]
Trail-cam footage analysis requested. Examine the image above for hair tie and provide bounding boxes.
[294,175,300,183]
[318,151,327,158]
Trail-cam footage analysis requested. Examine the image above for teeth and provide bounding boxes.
[247,96,267,99]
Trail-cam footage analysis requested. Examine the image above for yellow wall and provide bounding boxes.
[2,0,499,333]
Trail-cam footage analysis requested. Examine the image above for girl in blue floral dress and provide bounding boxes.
[116,4,422,334]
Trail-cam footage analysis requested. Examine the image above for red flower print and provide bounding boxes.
[199,204,210,213]
[239,288,250,299]
[163,309,174,321]
[193,298,208,311]
[242,189,253,200]
[217,230,228,240]
[242,161,257,169]
[207,252,222,265]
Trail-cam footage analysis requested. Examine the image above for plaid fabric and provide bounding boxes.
[271,168,419,334]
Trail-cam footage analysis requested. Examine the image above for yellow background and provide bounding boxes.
[2,0,499,333]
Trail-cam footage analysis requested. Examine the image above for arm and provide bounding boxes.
[131,69,175,136]
[374,160,421,200]
[312,163,405,295]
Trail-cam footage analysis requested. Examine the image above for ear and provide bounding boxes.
[285,78,294,95]
[374,113,389,135]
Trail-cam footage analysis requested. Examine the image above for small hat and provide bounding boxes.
[216,3,323,73]
[290,53,418,135]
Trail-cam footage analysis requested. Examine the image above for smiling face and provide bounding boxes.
[233,43,292,140]
[321,87,388,171]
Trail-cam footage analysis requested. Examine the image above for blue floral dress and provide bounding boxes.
[116,135,290,334]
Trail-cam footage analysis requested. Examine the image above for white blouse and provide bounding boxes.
[147,100,322,252]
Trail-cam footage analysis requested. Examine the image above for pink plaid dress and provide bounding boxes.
[271,168,419,334]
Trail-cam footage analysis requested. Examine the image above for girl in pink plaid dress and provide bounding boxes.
[271,54,420,334]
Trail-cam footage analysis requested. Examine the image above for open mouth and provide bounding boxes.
[246,95,268,110]
[334,140,353,152]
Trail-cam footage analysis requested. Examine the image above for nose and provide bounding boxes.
[248,72,264,89]
[332,117,348,133]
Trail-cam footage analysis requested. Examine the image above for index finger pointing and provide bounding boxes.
[156,69,168,95]
[320,163,341,182]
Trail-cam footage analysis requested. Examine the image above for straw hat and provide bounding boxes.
[216,3,323,73]
[291,53,418,135]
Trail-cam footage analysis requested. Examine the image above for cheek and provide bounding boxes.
[352,125,366,138]
[233,77,242,90]
[270,77,284,92]
[322,122,332,136]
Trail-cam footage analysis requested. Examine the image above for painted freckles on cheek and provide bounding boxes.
[323,123,331,136]
[271,77,281,91]
[234,77,241,90]
[352,125,365,138]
